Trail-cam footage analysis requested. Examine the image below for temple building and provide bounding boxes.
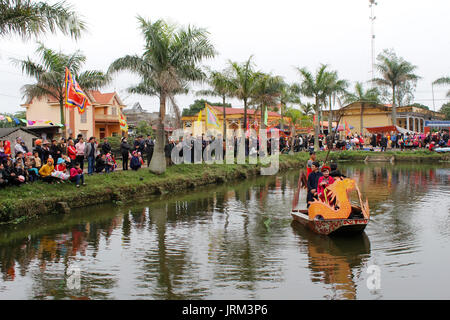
[322,102,445,134]
[181,106,282,135]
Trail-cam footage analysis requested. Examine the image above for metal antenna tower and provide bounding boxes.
[369,0,377,87]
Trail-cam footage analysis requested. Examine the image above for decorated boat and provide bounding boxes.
[291,172,370,236]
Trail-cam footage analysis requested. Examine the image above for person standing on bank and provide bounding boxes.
[75,137,86,170]
[101,137,111,155]
[145,135,154,167]
[120,137,131,171]
[85,137,98,175]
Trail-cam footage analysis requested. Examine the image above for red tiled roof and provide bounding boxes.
[88,90,116,104]
[29,90,120,105]
[210,106,280,117]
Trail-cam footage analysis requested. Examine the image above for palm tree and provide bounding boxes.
[296,64,335,151]
[228,56,258,130]
[300,103,315,117]
[279,82,301,130]
[12,43,110,136]
[250,73,283,130]
[433,76,450,97]
[373,49,420,126]
[324,71,348,134]
[108,17,215,174]
[285,107,303,152]
[196,69,233,138]
[344,82,380,134]
[0,0,86,40]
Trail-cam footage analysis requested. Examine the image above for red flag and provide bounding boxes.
[65,67,90,114]
[345,120,351,136]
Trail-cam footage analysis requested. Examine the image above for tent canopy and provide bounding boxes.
[366,125,415,134]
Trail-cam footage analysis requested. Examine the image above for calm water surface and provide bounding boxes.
[0,162,449,300]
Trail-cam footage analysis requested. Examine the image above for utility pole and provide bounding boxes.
[431,83,436,112]
[369,0,377,87]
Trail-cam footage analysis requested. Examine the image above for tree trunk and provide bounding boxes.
[223,95,227,139]
[59,100,67,138]
[149,93,167,174]
[314,96,320,152]
[260,104,265,130]
[391,86,397,126]
[328,95,332,135]
[243,98,248,130]
[360,102,365,135]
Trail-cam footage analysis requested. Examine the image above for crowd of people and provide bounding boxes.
[0,134,119,188]
[288,130,450,153]
[1,128,449,190]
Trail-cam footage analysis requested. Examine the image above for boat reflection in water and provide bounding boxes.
[291,221,371,300]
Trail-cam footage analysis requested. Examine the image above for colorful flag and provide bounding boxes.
[119,111,128,132]
[65,67,90,114]
[27,120,35,126]
[344,120,351,136]
[0,115,4,120]
[13,118,20,125]
[205,103,220,128]
[197,110,202,124]
[6,116,12,122]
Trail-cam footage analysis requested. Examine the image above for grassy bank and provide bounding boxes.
[0,150,447,224]
[326,149,450,162]
[0,153,309,224]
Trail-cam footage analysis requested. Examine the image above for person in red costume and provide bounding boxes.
[317,166,335,205]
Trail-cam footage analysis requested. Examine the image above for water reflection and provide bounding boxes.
[291,222,371,300]
[0,163,449,299]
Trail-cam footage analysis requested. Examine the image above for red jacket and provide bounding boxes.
[4,141,11,155]
[68,145,77,160]
[70,167,82,179]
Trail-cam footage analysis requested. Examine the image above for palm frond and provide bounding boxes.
[0,0,86,40]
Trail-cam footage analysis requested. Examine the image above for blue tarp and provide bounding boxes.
[425,121,450,127]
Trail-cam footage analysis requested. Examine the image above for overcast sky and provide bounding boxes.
[1,0,449,117]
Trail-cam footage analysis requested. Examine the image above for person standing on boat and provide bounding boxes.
[307,161,323,207]
[306,152,316,178]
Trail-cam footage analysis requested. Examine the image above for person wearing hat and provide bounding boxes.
[33,139,44,163]
[317,166,335,205]
[39,158,55,183]
[306,161,323,207]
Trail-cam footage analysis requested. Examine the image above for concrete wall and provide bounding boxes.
[1,129,38,155]
[25,97,61,124]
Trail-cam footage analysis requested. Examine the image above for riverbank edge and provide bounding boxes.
[0,155,308,224]
[1,150,448,224]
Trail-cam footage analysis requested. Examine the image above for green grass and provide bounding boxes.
[0,149,447,224]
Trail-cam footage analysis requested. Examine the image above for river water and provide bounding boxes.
[0,162,449,300]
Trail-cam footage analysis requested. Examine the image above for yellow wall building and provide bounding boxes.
[322,102,445,135]
[22,90,127,139]
[181,106,282,135]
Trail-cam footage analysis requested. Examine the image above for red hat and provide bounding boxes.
[321,166,331,172]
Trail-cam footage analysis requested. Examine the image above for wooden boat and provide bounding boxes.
[291,171,370,236]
